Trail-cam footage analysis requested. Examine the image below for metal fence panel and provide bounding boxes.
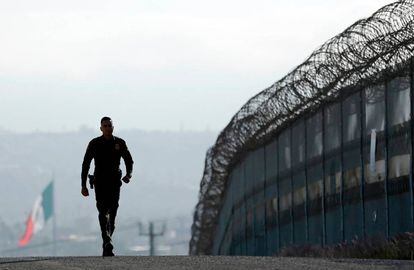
[253,148,266,255]
[307,113,324,245]
[364,85,387,238]
[342,92,364,241]
[387,76,412,236]
[265,140,278,255]
[278,129,292,248]
[324,103,342,244]
[244,153,256,255]
[240,161,247,255]
[292,120,307,245]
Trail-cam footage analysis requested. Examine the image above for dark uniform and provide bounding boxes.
[81,135,133,249]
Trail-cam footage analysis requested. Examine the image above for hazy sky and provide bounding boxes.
[0,0,396,133]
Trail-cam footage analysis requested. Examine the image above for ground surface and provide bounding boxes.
[1,256,414,270]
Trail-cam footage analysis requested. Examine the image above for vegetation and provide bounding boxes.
[279,232,414,260]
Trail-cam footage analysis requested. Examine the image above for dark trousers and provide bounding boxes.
[94,177,121,245]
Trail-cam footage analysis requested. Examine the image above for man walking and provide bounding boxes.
[81,116,134,256]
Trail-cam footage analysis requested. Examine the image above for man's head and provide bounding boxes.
[100,116,114,137]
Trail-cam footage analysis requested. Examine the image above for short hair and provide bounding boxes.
[100,116,112,124]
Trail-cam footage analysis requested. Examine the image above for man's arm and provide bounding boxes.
[121,141,134,181]
[81,141,95,188]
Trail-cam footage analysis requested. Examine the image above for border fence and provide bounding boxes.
[190,0,414,255]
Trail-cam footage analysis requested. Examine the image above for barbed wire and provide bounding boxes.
[189,0,414,255]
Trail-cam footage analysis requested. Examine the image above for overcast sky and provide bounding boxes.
[0,0,396,133]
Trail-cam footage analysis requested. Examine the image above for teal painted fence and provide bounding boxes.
[213,65,414,255]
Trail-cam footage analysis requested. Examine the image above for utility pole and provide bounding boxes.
[138,221,166,256]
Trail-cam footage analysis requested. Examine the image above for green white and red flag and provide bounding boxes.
[18,181,54,247]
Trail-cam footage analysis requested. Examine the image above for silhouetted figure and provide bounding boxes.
[81,116,134,256]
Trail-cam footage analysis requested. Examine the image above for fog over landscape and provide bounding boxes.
[0,128,215,255]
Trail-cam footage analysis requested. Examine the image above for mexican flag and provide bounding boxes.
[19,181,54,247]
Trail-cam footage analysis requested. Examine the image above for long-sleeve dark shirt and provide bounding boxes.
[81,135,134,187]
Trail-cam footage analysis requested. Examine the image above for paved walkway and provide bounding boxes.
[1,256,414,270]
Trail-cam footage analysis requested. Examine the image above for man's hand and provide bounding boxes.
[122,175,131,184]
[81,186,89,197]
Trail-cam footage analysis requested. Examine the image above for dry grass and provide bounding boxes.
[279,232,414,260]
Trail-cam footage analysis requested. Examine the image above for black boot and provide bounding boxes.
[102,241,114,257]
